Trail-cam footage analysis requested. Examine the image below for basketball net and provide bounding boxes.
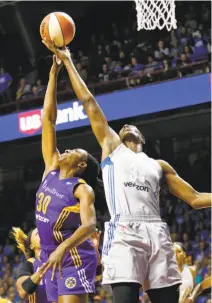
[134,0,177,31]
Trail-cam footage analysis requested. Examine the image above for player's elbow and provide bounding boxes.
[189,191,200,209]
[83,221,96,234]
[19,291,27,300]
[42,109,56,124]
[17,287,27,299]
[82,93,95,105]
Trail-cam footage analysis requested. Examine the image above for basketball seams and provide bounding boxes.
[55,12,75,45]
[55,13,65,47]
[40,14,51,43]
[48,13,64,48]
[40,12,75,47]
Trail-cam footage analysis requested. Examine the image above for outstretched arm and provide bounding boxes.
[158,160,212,209]
[42,55,62,176]
[64,55,121,159]
[42,40,121,160]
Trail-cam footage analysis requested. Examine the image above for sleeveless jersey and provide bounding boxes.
[180,265,194,295]
[101,144,162,217]
[26,258,49,303]
[35,170,92,250]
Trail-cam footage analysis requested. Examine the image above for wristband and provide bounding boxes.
[22,277,38,294]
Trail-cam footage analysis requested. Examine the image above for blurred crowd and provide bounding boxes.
[0,137,210,303]
[0,2,210,107]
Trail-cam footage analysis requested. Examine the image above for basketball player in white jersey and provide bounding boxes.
[42,41,212,303]
[173,242,196,303]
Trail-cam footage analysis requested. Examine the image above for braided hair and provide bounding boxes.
[12,227,34,259]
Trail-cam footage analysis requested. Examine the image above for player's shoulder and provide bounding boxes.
[189,265,197,277]
[65,177,86,187]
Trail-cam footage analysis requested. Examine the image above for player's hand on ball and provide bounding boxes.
[43,242,67,281]
[42,38,71,61]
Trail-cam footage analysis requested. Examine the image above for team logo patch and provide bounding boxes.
[65,277,77,289]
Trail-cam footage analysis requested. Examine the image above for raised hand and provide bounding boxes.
[42,39,71,62]
[50,54,63,76]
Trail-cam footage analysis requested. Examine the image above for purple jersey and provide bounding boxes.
[35,170,93,250]
[27,258,49,303]
[16,257,49,303]
[35,170,97,301]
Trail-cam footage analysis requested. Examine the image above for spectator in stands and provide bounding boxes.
[145,55,158,73]
[98,64,110,82]
[170,40,180,60]
[104,56,116,73]
[114,61,122,78]
[154,40,170,60]
[36,79,45,93]
[76,62,88,83]
[178,53,193,76]
[130,56,143,76]
[162,59,178,80]
[184,45,194,59]
[31,86,39,98]
[118,49,128,66]
[16,78,31,100]
[0,68,12,104]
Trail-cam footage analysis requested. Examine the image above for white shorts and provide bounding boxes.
[102,215,182,291]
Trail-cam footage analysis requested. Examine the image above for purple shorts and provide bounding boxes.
[41,244,97,302]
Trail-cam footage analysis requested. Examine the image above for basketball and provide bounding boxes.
[40,12,75,48]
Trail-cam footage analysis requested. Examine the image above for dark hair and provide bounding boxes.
[174,242,186,253]
[25,230,34,251]
[81,153,106,202]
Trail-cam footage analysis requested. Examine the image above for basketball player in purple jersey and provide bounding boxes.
[13,227,49,303]
[35,55,104,303]
[42,42,211,303]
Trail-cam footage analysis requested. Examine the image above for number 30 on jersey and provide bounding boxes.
[36,192,51,214]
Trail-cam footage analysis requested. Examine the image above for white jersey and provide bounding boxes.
[101,144,162,218]
[180,266,194,296]
[101,144,182,288]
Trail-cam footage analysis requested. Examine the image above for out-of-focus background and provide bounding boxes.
[0,1,210,302]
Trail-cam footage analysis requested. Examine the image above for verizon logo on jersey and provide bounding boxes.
[124,182,149,192]
[18,102,87,135]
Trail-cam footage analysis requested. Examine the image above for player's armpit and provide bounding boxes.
[158,160,212,209]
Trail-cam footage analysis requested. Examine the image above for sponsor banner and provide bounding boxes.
[0,73,210,143]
